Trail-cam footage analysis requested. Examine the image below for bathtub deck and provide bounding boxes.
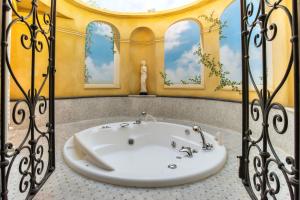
[8,117,289,200]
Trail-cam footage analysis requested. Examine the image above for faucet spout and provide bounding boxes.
[179,147,193,157]
[135,112,147,124]
[192,126,213,151]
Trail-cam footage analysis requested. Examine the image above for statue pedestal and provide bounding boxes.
[139,92,148,95]
[128,95,156,98]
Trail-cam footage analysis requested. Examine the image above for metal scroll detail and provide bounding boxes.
[239,0,299,200]
[0,0,56,199]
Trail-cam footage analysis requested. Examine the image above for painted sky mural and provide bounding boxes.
[85,22,118,85]
[83,0,268,87]
[164,20,201,85]
[221,0,266,85]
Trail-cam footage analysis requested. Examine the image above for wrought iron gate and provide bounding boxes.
[239,0,299,199]
[0,0,56,199]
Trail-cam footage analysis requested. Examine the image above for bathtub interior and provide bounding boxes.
[63,121,227,187]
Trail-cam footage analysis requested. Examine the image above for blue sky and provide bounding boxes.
[85,22,115,84]
[220,0,242,82]
[164,20,201,84]
[88,25,113,66]
[221,1,241,51]
[220,0,263,84]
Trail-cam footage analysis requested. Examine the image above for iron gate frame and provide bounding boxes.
[0,0,56,199]
[0,0,298,199]
[239,0,299,200]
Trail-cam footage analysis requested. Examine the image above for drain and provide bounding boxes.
[185,129,190,135]
[168,164,177,169]
[128,138,134,145]
[176,156,182,159]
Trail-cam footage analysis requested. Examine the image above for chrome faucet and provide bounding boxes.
[179,146,193,157]
[192,125,213,151]
[135,112,147,124]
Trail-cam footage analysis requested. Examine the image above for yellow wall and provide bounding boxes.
[9,0,295,107]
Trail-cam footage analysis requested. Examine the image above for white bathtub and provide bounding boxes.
[63,121,227,187]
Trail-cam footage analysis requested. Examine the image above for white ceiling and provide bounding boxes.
[80,0,197,13]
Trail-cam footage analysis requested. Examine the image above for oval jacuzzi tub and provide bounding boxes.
[63,121,227,187]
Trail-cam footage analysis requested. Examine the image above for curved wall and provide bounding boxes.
[10,97,294,154]
[9,0,294,106]
[11,0,230,99]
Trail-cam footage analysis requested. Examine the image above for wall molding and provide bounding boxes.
[56,26,85,37]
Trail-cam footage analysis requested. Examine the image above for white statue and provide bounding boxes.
[140,60,148,95]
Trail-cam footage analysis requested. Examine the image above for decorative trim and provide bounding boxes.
[163,84,205,90]
[56,26,85,37]
[21,95,242,104]
[84,84,121,89]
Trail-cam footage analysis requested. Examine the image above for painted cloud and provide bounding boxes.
[164,20,201,84]
[166,45,200,83]
[85,57,114,84]
[165,21,190,51]
[220,0,268,85]
[220,45,242,81]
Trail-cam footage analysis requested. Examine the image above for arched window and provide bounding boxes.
[163,20,202,87]
[220,0,272,87]
[85,21,120,87]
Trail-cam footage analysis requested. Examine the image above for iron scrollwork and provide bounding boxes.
[0,0,56,199]
[239,0,299,200]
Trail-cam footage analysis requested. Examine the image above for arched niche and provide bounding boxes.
[129,27,156,95]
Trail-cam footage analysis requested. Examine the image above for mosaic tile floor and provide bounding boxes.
[8,117,290,200]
